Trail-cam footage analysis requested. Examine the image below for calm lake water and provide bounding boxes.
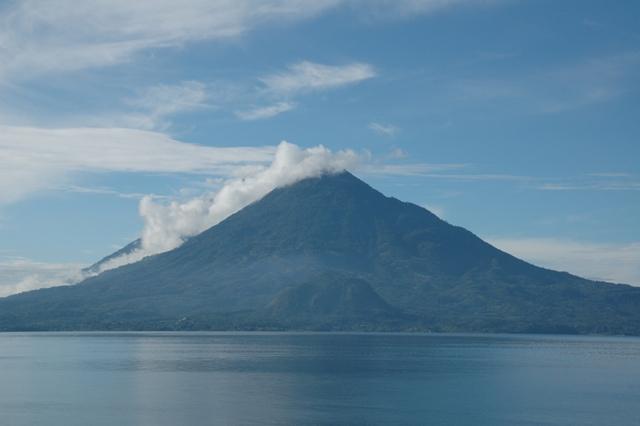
[1,332,639,425]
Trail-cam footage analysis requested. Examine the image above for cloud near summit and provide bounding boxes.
[98,141,360,271]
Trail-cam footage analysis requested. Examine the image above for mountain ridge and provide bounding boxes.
[1,171,639,334]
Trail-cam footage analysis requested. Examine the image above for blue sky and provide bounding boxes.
[0,0,639,293]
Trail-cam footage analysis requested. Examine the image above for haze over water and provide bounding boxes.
[1,332,639,425]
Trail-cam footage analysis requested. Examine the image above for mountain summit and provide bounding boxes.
[1,171,639,333]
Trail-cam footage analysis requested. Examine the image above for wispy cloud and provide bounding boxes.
[589,172,632,178]
[362,165,533,181]
[535,52,640,113]
[487,237,640,286]
[0,256,85,297]
[0,0,489,85]
[0,125,275,204]
[451,51,640,114]
[260,61,376,95]
[0,0,494,127]
[103,61,374,125]
[536,173,640,192]
[235,101,296,121]
[123,81,209,130]
[361,163,466,176]
[56,185,156,200]
[537,182,640,191]
[350,0,503,20]
[231,61,375,120]
[56,59,372,127]
[369,122,399,137]
[0,122,473,205]
[0,0,340,82]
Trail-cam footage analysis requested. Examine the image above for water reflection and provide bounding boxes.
[1,333,639,425]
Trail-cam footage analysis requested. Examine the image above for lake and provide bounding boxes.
[1,332,639,425]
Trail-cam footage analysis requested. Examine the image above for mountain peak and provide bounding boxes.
[1,171,639,334]
[277,170,379,199]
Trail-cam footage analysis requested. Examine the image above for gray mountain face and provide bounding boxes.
[1,171,639,334]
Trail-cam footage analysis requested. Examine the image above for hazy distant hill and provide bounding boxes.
[1,172,639,334]
[82,238,141,275]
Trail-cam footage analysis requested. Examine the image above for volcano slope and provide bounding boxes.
[1,172,639,334]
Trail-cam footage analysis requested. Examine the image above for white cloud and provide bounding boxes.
[0,0,341,82]
[369,122,399,137]
[96,141,361,271]
[0,122,455,206]
[260,61,376,95]
[123,81,209,130]
[487,237,640,286]
[0,256,85,297]
[233,61,375,121]
[68,58,371,126]
[90,60,373,126]
[235,101,295,121]
[0,125,275,204]
[0,0,503,85]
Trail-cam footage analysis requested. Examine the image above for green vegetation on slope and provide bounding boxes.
[1,172,639,334]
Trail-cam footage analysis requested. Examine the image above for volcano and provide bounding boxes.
[1,171,639,334]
